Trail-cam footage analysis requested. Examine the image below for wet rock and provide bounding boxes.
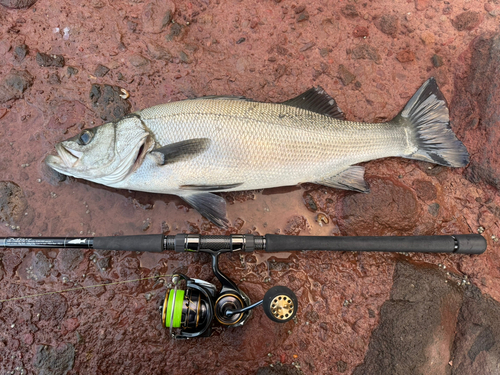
[451,285,500,374]
[33,343,75,375]
[0,181,28,226]
[0,261,4,281]
[374,14,399,37]
[452,11,482,31]
[297,11,309,22]
[94,64,110,77]
[48,72,61,85]
[0,69,34,103]
[89,84,131,122]
[338,64,356,86]
[353,262,463,375]
[341,4,359,18]
[13,44,28,61]
[256,363,303,375]
[353,26,369,38]
[294,5,306,14]
[67,66,79,77]
[414,0,430,11]
[351,44,381,63]
[142,0,175,34]
[30,252,52,280]
[36,52,65,68]
[452,33,500,190]
[396,50,415,63]
[283,215,309,235]
[428,202,440,217]
[431,54,443,68]
[97,256,111,271]
[303,193,318,212]
[83,274,106,297]
[412,179,437,201]
[166,23,185,41]
[129,54,150,68]
[59,249,84,272]
[146,41,172,61]
[34,293,68,323]
[0,0,37,8]
[338,177,419,235]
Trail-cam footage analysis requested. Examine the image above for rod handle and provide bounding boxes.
[264,234,486,254]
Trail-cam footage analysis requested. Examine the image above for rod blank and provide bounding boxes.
[0,233,487,254]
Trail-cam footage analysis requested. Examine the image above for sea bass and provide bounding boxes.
[45,78,469,227]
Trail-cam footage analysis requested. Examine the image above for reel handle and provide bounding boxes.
[225,285,298,324]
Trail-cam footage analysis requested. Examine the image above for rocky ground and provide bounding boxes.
[1,0,500,374]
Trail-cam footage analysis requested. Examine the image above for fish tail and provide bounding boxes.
[392,77,469,167]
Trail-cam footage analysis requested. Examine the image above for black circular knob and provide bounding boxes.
[263,286,297,323]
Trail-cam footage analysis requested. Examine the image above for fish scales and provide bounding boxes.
[133,99,408,192]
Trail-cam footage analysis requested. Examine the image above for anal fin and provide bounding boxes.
[180,193,229,228]
[315,166,369,193]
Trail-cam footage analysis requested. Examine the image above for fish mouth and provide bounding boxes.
[55,144,83,166]
[45,144,83,173]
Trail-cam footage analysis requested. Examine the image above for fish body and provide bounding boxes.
[46,78,469,226]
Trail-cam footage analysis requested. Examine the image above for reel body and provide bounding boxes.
[160,249,297,339]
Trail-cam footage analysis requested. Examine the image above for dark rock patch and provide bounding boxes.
[0,0,37,8]
[89,84,131,122]
[338,177,419,235]
[0,69,33,103]
[375,14,399,37]
[451,32,500,191]
[0,181,28,226]
[34,293,68,323]
[351,44,381,63]
[36,52,65,68]
[338,64,356,85]
[33,343,75,375]
[452,11,482,31]
[353,262,463,375]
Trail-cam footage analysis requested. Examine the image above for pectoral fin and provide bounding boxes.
[150,138,211,166]
[180,192,229,228]
[315,166,369,193]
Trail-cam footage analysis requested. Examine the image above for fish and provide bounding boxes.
[45,77,469,227]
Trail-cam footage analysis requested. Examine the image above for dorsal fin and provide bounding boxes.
[281,86,345,120]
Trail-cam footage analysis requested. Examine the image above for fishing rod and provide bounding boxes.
[0,233,486,339]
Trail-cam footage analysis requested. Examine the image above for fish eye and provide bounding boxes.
[78,130,94,145]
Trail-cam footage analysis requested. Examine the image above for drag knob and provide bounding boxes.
[262,286,297,323]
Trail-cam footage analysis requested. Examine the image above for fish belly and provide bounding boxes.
[123,99,408,193]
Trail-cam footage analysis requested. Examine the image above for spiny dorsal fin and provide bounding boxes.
[281,86,345,120]
[150,138,211,166]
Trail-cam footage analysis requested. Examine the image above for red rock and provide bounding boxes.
[452,33,500,190]
[452,11,483,31]
[374,14,399,37]
[338,177,419,236]
[414,0,430,11]
[353,25,369,38]
[396,49,416,62]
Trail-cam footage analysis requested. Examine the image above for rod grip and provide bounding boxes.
[93,235,165,252]
[264,234,486,254]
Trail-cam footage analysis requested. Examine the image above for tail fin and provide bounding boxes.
[392,77,469,167]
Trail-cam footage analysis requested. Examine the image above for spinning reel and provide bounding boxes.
[159,248,298,339]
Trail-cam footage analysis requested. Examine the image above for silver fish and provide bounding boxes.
[45,78,469,227]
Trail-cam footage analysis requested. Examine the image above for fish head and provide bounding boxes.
[45,115,153,185]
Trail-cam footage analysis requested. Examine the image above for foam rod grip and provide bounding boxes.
[264,234,486,254]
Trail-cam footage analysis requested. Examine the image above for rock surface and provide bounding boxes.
[0,1,499,374]
[354,262,500,375]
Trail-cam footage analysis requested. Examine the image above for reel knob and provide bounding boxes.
[262,286,297,323]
